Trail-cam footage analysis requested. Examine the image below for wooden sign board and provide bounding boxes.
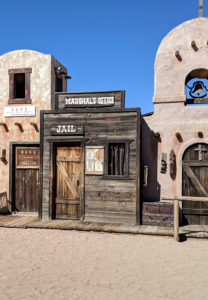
[4,106,36,117]
[51,124,84,136]
[58,93,115,108]
[85,146,104,175]
[16,147,40,169]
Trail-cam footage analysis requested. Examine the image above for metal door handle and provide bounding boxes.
[77,179,80,186]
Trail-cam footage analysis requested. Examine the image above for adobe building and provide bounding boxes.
[142,17,208,226]
[0,49,68,213]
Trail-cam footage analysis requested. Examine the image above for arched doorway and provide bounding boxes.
[182,143,208,224]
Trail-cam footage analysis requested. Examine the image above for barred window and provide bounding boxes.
[107,143,128,176]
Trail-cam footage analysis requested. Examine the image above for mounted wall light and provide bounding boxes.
[175,51,182,61]
[0,123,9,132]
[0,149,7,164]
[153,131,160,138]
[15,123,24,132]
[55,66,71,79]
[191,41,198,51]
[198,131,203,138]
[30,122,39,132]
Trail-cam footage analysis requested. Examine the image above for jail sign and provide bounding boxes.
[50,124,84,135]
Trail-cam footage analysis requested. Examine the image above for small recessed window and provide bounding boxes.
[8,68,32,104]
[14,73,25,98]
[105,142,129,177]
[55,77,63,92]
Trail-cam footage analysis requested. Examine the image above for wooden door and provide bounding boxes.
[182,143,208,224]
[55,146,82,219]
[15,147,40,212]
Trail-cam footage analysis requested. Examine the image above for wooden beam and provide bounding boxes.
[199,0,203,17]
[174,199,179,241]
[162,196,208,202]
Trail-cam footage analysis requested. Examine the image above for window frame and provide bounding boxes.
[8,68,32,104]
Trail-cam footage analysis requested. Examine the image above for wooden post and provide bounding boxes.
[174,199,179,241]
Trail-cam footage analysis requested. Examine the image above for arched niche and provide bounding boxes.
[185,69,208,104]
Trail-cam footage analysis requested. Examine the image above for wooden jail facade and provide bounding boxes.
[40,91,141,224]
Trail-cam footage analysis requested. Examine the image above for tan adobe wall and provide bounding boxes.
[0,49,67,200]
[142,18,208,202]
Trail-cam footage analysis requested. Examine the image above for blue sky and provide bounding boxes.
[0,0,204,113]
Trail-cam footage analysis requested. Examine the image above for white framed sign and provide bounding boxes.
[85,146,104,175]
[4,106,36,117]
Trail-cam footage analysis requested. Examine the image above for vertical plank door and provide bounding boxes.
[15,147,40,212]
[55,146,81,219]
[182,143,208,225]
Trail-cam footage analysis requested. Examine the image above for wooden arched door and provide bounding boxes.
[182,143,208,224]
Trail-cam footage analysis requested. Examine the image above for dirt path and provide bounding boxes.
[0,228,208,300]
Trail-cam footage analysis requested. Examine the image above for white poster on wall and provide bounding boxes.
[4,106,36,117]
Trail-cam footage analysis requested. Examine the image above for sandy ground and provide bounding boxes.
[0,228,208,300]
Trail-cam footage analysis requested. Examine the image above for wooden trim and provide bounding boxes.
[183,208,208,215]
[8,99,31,104]
[41,108,140,115]
[136,110,141,225]
[183,161,208,166]
[162,196,208,202]
[80,141,85,219]
[101,176,134,180]
[8,68,32,104]
[9,141,40,213]
[174,199,179,241]
[8,68,32,74]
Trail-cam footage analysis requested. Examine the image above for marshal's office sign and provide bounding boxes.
[58,93,115,108]
[51,124,84,135]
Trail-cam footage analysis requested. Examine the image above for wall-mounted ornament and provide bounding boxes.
[160,153,167,174]
[15,123,24,132]
[0,149,7,164]
[0,123,9,132]
[169,149,176,180]
[175,50,182,61]
[175,132,183,143]
[191,40,198,51]
[30,122,39,132]
[198,131,203,138]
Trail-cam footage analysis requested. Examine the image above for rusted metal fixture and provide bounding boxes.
[30,122,39,132]
[153,131,160,137]
[191,41,198,51]
[0,123,9,132]
[0,149,7,164]
[198,131,203,138]
[55,66,71,79]
[175,51,182,61]
[15,123,24,132]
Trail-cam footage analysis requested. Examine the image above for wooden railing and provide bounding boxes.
[162,196,208,241]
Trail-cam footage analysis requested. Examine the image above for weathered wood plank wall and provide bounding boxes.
[41,109,140,225]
